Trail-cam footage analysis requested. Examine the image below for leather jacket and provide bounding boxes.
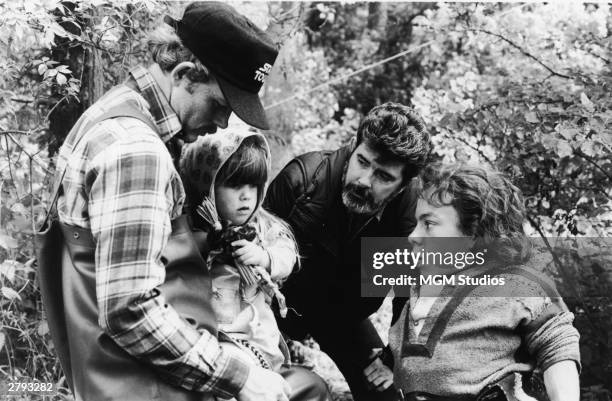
[264,146,417,323]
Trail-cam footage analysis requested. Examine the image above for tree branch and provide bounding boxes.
[2,133,52,174]
[450,132,496,165]
[585,47,611,64]
[471,28,572,80]
[10,97,35,104]
[575,149,612,182]
[4,136,17,197]
[0,130,31,136]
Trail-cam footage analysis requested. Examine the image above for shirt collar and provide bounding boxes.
[128,65,182,143]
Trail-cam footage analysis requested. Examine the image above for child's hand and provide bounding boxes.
[232,239,270,269]
[364,357,394,392]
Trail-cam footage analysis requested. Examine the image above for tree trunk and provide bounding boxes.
[80,5,104,109]
[367,2,388,32]
[47,2,105,155]
[81,45,104,108]
[262,2,304,175]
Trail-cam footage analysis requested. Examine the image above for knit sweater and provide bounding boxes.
[388,264,580,397]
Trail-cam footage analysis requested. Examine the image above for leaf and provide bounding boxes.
[556,141,573,158]
[541,133,558,149]
[525,111,539,123]
[580,93,595,113]
[0,260,17,283]
[56,73,67,85]
[10,202,28,215]
[0,234,19,250]
[37,321,49,336]
[580,141,596,157]
[1,286,21,301]
[413,15,431,27]
[0,332,4,353]
[57,65,71,74]
[556,123,578,140]
[38,63,47,75]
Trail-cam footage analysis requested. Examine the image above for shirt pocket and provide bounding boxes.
[211,286,241,325]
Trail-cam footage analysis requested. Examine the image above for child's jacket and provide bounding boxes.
[181,130,296,371]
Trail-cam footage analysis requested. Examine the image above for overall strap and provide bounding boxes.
[41,103,159,228]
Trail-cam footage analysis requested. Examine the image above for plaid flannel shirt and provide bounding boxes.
[56,65,249,398]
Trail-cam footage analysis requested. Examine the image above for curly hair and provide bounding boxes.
[415,163,532,264]
[356,102,431,181]
[146,24,210,83]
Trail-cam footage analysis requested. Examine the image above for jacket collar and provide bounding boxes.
[128,66,182,143]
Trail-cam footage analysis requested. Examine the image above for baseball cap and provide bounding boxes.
[164,2,278,130]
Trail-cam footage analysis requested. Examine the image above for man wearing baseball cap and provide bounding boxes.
[42,2,329,401]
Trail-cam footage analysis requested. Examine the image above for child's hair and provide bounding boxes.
[253,208,301,272]
[216,136,268,191]
[219,138,300,271]
[414,162,532,264]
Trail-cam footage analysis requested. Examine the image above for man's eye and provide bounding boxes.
[358,157,369,167]
[377,173,393,183]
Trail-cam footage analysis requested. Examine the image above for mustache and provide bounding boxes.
[344,182,375,205]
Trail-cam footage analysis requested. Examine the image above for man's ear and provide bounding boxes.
[348,136,357,152]
[169,61,208,86]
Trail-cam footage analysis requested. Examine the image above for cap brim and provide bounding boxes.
[215,75,270,130]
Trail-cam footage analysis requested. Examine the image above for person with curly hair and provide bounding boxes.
[377,163,580,401]
[264,102,432,401]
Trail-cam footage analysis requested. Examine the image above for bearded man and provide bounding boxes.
[264,103,431,401]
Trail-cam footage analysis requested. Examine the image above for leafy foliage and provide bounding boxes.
[298,2,612,397]
[1,1,611,399]
[0,0,169,393]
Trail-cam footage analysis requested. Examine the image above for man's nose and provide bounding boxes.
[357,171,373,188]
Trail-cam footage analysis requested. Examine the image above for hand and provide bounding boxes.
[364,357,394,392]
[232,239,270,268]
[236,365,292,401]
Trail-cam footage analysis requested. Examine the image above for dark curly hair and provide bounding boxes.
[356,102,431,181]
[415,163,532,264]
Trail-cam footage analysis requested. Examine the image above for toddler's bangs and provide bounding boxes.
[217,138,268,188]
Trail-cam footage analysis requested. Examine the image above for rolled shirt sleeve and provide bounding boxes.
[524,310,581,373]
[88,129,249,398]
[515,284,581,373]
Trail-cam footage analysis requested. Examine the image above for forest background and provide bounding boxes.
[0,1,611,400]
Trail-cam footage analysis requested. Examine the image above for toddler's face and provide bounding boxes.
[214,183,258,226]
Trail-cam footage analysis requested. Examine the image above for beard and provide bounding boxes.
[341,181,383,215]
[341,161,386,215]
